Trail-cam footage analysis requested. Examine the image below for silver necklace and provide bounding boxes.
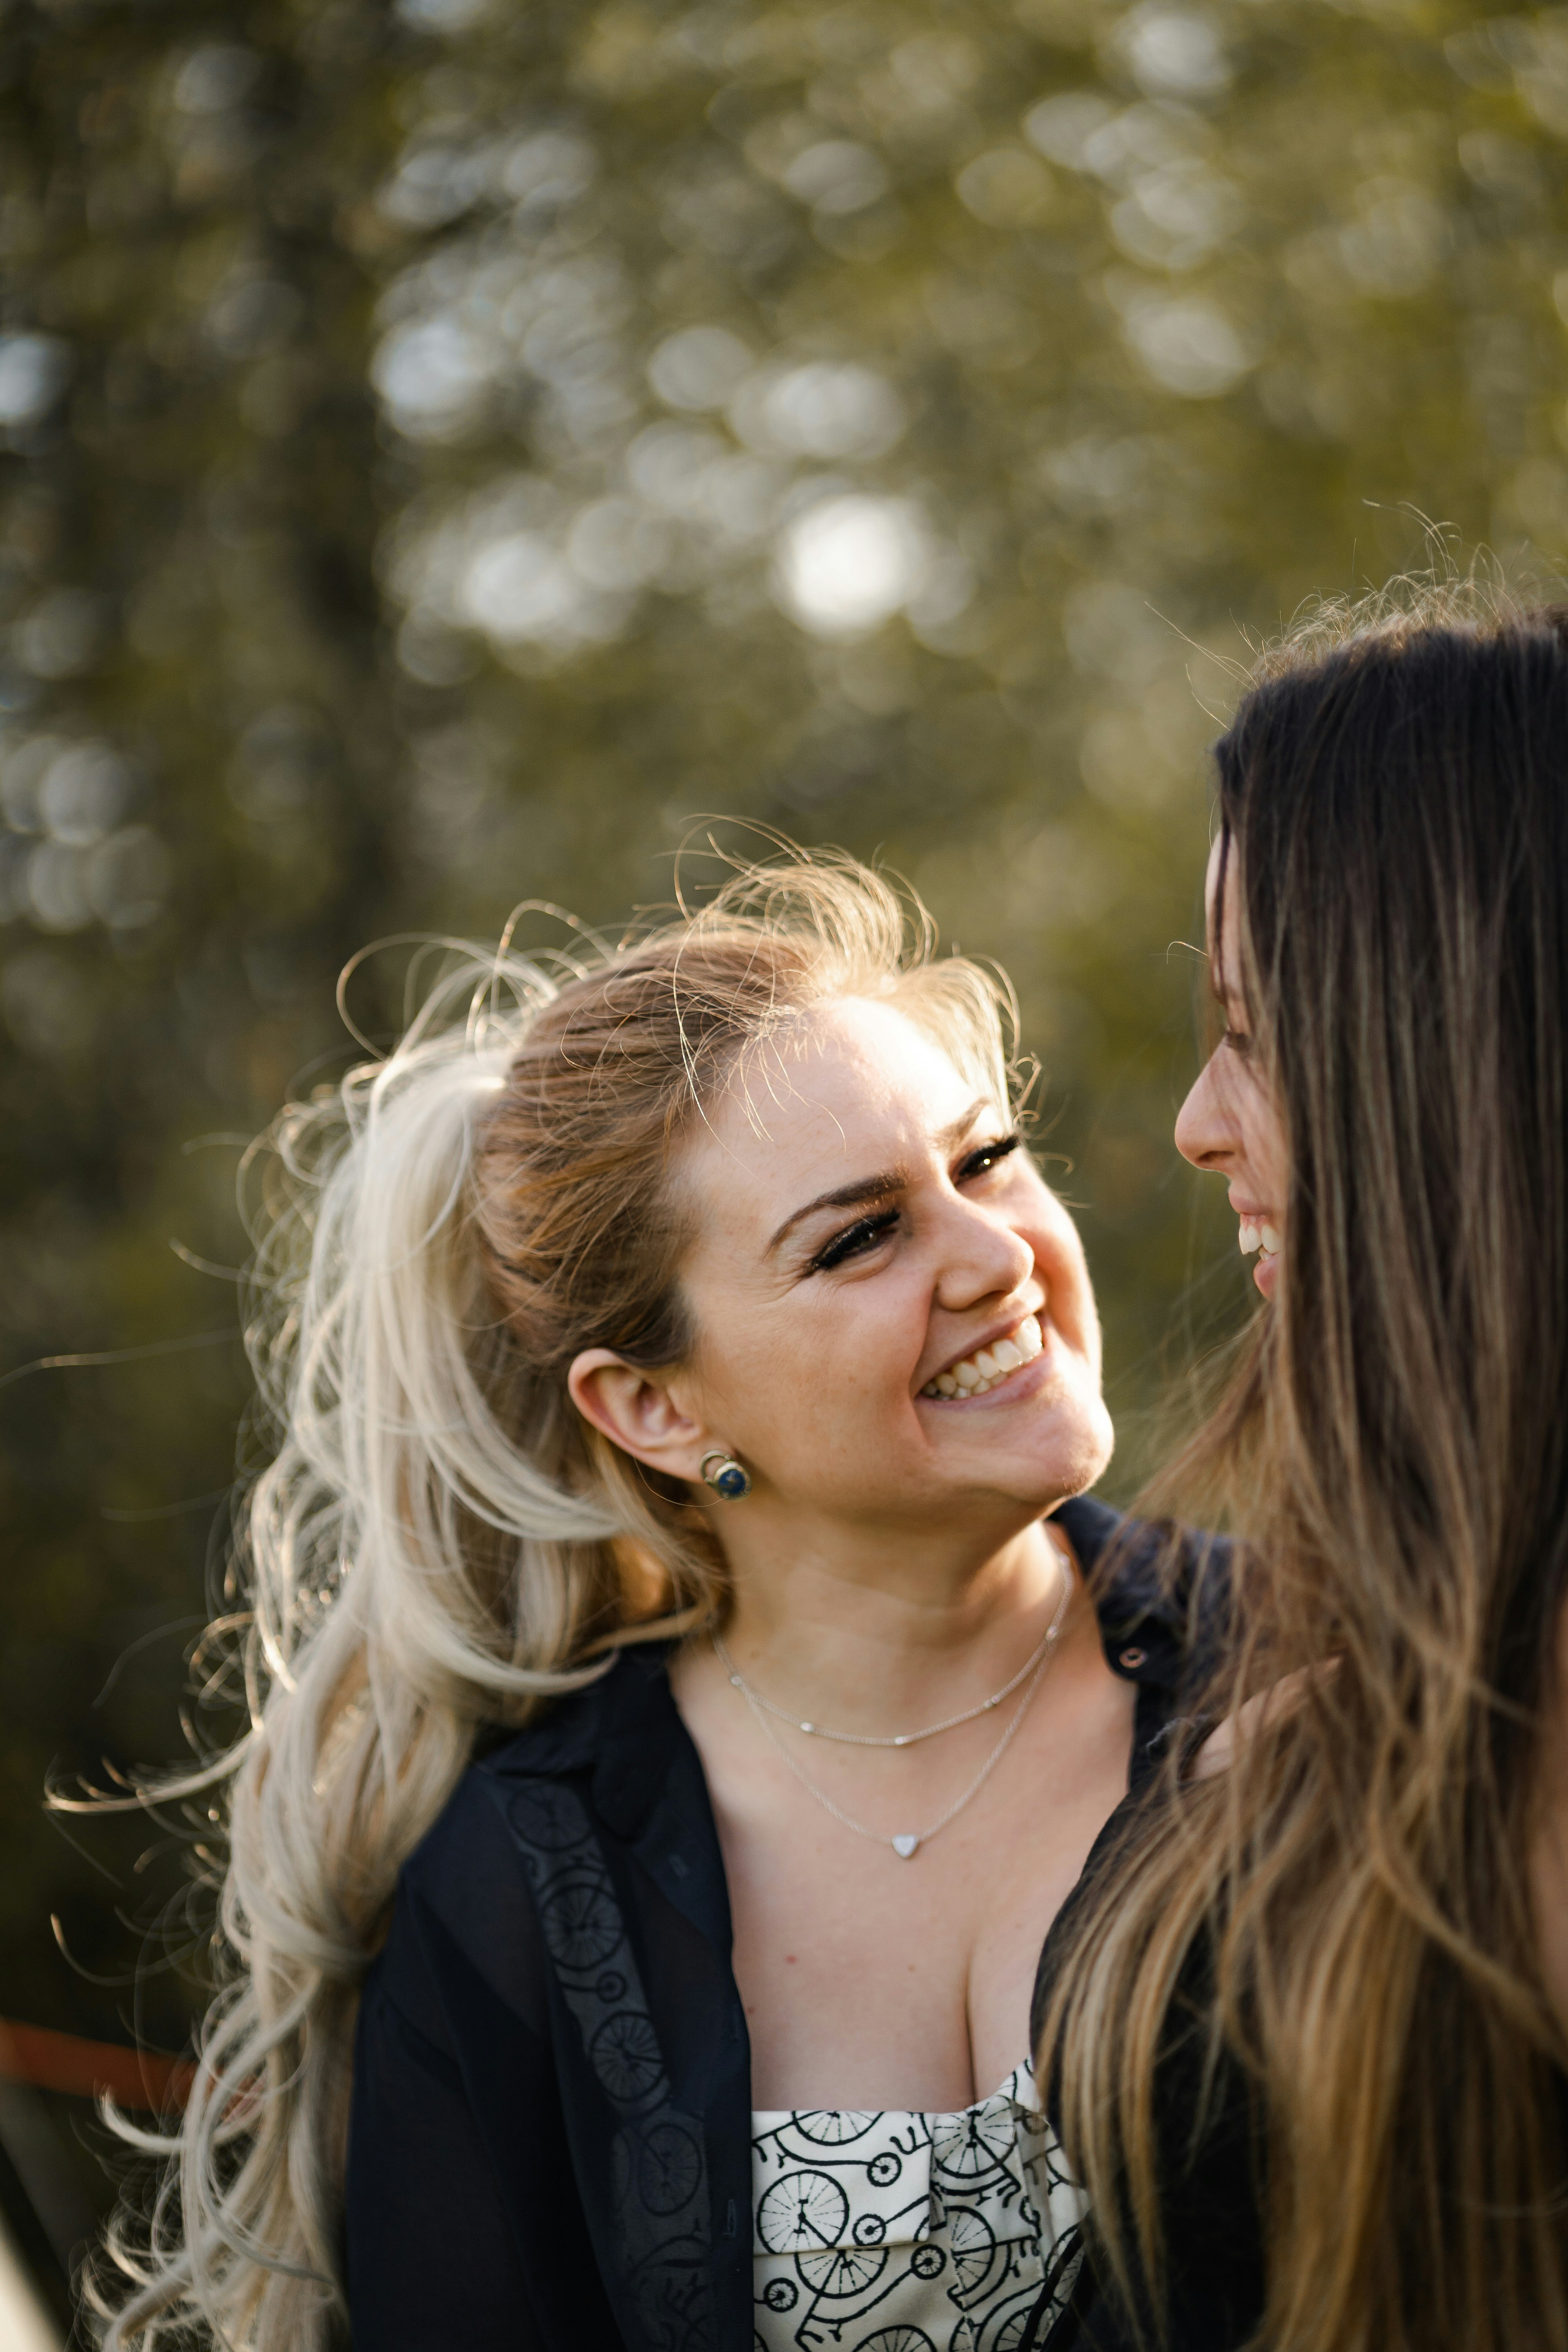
[711,1535,1073,1749]
[717,1550,1073,1860]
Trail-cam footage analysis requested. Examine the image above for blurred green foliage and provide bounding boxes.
[0,0,1564,2241]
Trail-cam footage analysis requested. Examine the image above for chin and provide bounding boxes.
[1056,1399,1115,1498]
[1006,1393,1115,1512]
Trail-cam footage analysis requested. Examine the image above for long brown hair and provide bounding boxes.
[1038,583,1568,2350]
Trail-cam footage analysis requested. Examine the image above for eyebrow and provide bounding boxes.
[766,1101,996,1254]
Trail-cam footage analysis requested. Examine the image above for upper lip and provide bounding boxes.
[1227,1195,1274,1217]
[921,1301,1045,1390]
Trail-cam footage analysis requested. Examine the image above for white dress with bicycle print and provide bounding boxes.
[751,2062,1084,2352]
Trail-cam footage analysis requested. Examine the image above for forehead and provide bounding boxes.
[683,997,984,1212]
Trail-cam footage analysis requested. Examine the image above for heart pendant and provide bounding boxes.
[891,1834,920,1859]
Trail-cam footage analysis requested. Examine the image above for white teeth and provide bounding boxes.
[1238,1216,1260,1256]
[921,1313,1045,1399]
[1259,1223,1280,1256]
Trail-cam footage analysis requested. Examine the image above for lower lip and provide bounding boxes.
[1252,1252,1278,1299]
[918,1325,1062,1409]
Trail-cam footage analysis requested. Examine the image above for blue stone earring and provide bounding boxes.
[699,1449,751,1501]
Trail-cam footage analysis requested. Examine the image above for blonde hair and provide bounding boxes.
[1037,581,1568,2351]
[82,850,1018,2348]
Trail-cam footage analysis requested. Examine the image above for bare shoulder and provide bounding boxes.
[1191,1659,1328,1780]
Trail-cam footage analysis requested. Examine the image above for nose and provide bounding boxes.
[931,1187,1035,1313]
[1174,1050,1239,1172]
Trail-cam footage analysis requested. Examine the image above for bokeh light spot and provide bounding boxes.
[773,495,930,638]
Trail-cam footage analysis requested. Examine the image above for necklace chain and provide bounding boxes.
[716,1546,1073,1860]
[712,1530,1074,1747]
[713,1601,1060,1749]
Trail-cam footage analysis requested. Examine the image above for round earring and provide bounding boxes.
[699,1449,751,1501]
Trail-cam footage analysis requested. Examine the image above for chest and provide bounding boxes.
[684,1651,1138,2111]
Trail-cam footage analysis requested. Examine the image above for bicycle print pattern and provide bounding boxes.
[508,1775,715,2352]
[751,2063,1084,2352]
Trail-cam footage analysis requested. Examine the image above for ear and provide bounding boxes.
[567,1349,712,1485]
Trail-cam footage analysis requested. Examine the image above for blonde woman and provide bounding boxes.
[94,856,1221,2352]
[1034,593,1568,2352]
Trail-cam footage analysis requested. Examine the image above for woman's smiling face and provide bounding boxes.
[1174,834,1290,1299]
[655,995,1112,1533]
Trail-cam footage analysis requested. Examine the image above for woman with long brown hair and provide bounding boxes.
[1033,585,1568,2352]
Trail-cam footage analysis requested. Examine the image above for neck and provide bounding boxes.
[710,1510,1075,1737]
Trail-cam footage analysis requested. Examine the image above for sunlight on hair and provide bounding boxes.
[74,845,1025,2351]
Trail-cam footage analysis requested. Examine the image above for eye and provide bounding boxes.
[811,1206,900,1274]
[1220,1026,1252,1059]
[957,1132,1022,1181]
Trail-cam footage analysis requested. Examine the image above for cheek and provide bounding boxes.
[690,1288,921,1434]
[1031,1198,1094,1318]
[1239,1088,1290,1200]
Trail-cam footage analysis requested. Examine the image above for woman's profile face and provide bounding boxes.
[1175,834,1290,1299]
[657,996,1112,1533]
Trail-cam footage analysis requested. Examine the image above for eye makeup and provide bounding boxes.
[960,1133,1021,1176]
[810,1206,900,1274]
[804,1132,1024,1275]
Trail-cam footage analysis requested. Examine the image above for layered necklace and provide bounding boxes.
[713,1536,1074,1860]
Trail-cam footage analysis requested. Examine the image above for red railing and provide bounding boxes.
[0,2020,193,2111]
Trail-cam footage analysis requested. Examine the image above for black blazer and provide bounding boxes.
[344,1495,1224,2351]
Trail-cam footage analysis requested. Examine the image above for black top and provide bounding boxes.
[1027,1785,1265,2352]
[343,1495,1227,2352]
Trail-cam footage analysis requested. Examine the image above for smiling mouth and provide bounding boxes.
[920,1313,1045,1400]
[1238,1215,1280,1263]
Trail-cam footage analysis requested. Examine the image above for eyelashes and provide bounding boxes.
[807,1134,1024,1274]
[962,1133,1022,1178]
[812,1206,900,1273]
